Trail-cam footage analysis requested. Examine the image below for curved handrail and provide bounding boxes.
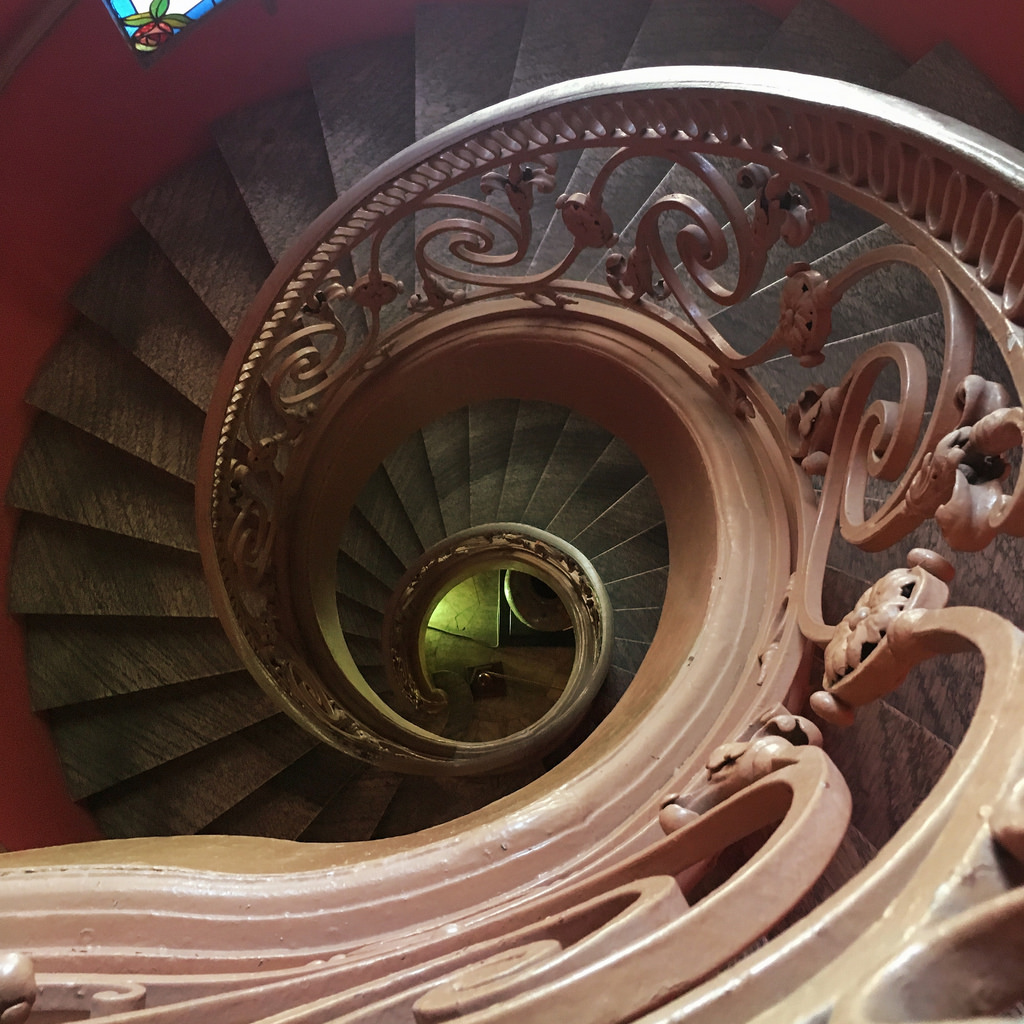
[194,67,1022,773]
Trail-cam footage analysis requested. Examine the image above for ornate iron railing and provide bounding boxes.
[4,67,1024,1023]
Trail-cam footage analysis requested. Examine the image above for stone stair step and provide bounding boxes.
[50,672,278,800]
[412,3,528,275]
[132,149,273,335]
[513,0,653,269]
[889,41,1024,151]
[816,698,954,851]
[337,595,385,645]
[335,551,395,614]
[609,637,652,676]
[311,36,417,194]
[198,744,363,840]
[613,606,664,645]
[214,87,338,260]
[372,763,547,839]
[384,430,447,552]
[710,225,940,358]
[521,412,615,528]
[341,506,408,591]
[415,3,526,140]
[590,520,670,582]
[509,0,651,97]
[530,147,673,279]
[754,0,907,90]
[749,312,946,412]
[422,406,472,537]
[69,228,231,411]
[579,157,725,286]
[468,399,520,527]
[346,632,385,669]
[354,465,425,569]
[25,616,241,711]
[546,435,647,541]
[7,414,197,553]
[495,401,572,522]
[604,566,670,611]
[534,0,778,276]
[297,766,406,843]
[310,37,417,318]
[623,0,779,70]
[26,320,205,483]
[86,716,318,838]
[571,475,666,558]
[9,515,211,618]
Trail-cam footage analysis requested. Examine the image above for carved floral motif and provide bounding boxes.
[767,263,836,368]
[906,375,1013,546]
[786,382,846,475]
[660,709,824,828]
[811,550,954,726]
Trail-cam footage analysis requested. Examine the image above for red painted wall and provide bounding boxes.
[0,0,1022,849]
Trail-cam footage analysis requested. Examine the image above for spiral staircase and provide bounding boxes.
[5,0,1024,1021]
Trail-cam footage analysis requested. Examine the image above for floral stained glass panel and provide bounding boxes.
[105,0,228,54]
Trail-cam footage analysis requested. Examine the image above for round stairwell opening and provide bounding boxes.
[378,522,613,755]
[423,568,575,742]
[332,388,671,764]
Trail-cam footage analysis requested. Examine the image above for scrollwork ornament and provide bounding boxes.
[711,364,755,419]
[556,190,618,249]
[225,460,277,588]
[786,382,846,476]
[810,549,954,726]
[659,709,824,829]
[766,262,837,368]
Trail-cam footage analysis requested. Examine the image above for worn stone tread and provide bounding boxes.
[521,412,615,529]
[755,0,907,90]
[25,616,241,711]
[214,87,338,260]
[199,744,363,840]
[468,399,520,527]
[86,716,317,838]
[26,320,205,483]
[10,515,211,618]
[422,406,472,537]
[7,414,197,552]
[132,149,274,335]
[69,228,231,411]
[50,672,278,800]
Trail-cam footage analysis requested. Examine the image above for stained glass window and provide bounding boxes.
[104,0,229,56]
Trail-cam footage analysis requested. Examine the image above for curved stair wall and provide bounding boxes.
[4,0,1024,1021]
